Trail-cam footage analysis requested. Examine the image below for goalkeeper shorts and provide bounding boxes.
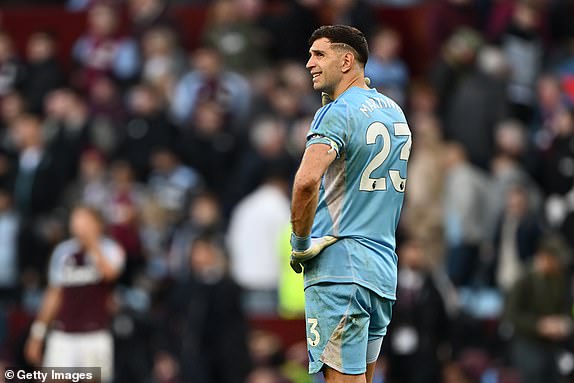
[304,282,393,375]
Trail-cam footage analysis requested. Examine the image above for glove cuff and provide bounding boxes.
[290,233,310,252]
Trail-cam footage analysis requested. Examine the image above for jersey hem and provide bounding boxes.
[304,276,396,301]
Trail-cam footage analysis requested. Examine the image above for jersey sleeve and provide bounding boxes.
[306,101,348,158]
[48,242,70,287]
[101,238,126,274]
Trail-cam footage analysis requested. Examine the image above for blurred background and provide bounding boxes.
[0,0,573,382]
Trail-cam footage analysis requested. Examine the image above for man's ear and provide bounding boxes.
[341,52,354,73]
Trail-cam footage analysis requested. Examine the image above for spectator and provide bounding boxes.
[141,27,187,98]
[0,91,26,154]
[497,0,544,123]
[102,161,146,285]
[227,170,290,315]
[170,47,252,129]
[539,107,574,196]
[427,0,478,58]
[147,147,202,224]
[488,120,543,232]
[402,114,446,264]
[86,77,126,156]
[19,31,64,115]
[161,235,251,382]
[63,148,108,212]
[0,32,24,99]
[118,84,180,181]
[385,239,448,383]
[325,0,377,40]
[553,34,574,105]
[531,74,567,152]
[201,0,268,74]
[72,4,139,91]
[443,41,509,169]
[443,142,490,286]
[230,117,296,206]
[43,89,92,181]
[176,100,241,204]
[0,188,20,305]
[167,192,223,281]
[504,236,572,383]
[277,62,321,116]
[490,184,542,291]
[429,27,483,127]
[24,205,125,383]
[128,0,181,43]
[9,113,71,277]
[263,0,319,63]
[11,114,68,219]
[365,28,409,107]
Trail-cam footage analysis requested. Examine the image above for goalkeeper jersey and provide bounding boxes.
[303,86,411,300]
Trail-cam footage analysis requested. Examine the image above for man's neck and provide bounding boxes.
[332,73,369,100]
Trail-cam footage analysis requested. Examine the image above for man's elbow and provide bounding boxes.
[293,174,322,194]
[102,269,122,282]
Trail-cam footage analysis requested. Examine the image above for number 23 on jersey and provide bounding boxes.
[359,122,411,192]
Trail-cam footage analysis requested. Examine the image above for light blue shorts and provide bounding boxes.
[304,282,393,375]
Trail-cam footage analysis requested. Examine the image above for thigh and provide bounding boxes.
[43,331,77,368]
[305,283,370,375]
[80,331,114,383]
[366,292,393,343]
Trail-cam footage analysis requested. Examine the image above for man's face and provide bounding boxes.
[306,38,343,95]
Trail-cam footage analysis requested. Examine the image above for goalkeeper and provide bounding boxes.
[290,25,411,383]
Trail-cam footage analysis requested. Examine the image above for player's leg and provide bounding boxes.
[81,330,114,383]
[365,292,394,383]
[365,362,376,383]
[321,314,382,383]
[305,283,371,376]
[43,330,76,367]
[324,366,367,382]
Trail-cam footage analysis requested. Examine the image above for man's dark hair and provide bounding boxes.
[309,25,369,66]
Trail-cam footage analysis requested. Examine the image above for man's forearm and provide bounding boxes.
[291,179,321,237]
[30,287,62,339]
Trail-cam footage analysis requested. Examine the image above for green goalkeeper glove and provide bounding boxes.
[290,235,339,273]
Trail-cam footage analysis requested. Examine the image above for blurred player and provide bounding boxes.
[290,25,411,382]
[25,205,125,383]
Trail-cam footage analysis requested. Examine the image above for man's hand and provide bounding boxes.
[25,337,44,366]
[290,236,338,273]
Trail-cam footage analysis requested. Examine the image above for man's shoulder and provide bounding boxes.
[309,99,349,135]
[53,239,80,257]
[314,98,349,118]
[100,237,122,252]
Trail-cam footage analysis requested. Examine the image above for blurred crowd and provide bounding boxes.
[0,0,573,382]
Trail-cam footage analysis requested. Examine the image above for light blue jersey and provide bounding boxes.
[304,86,411,301]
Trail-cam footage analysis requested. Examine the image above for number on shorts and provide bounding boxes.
[307,318,320,347]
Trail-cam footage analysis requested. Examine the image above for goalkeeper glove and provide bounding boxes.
[321,78,370,107]
[290,234,339,273]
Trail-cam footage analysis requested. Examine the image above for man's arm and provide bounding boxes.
[24,287,62,365]
[89,243,124,282]
[291,143,336,237]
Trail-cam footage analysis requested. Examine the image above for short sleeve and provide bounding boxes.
[306,101,347,157]
[48,242,73,286]
[101,238,126,273]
